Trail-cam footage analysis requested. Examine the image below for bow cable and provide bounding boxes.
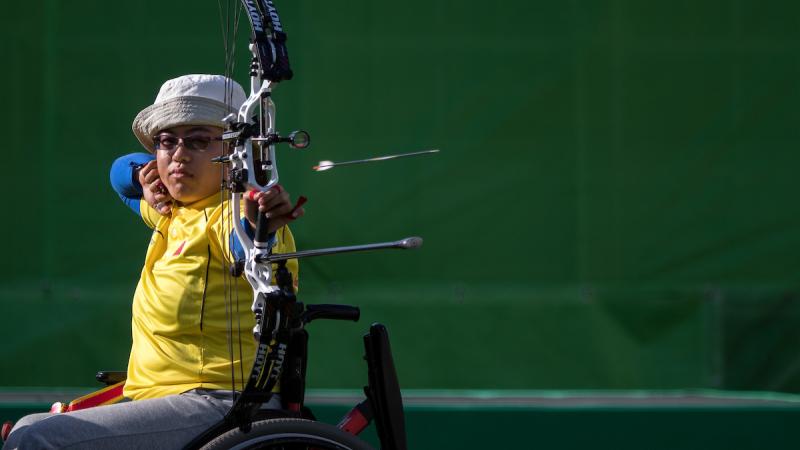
[218,0,247,401]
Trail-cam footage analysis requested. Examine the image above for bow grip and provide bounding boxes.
[255,212,271,246]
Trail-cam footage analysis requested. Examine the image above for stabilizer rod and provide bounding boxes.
[257,237,423,263]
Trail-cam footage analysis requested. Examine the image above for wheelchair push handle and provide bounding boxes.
[303,304,361,323]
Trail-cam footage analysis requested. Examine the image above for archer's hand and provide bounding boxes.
[245,185,305,234]
[136,160,172,215]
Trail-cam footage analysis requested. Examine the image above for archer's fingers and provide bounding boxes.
[257,191,290,214]
[267,206,304,233]
[149,180,167,194]
[153,201,172,215]
[246,186,288,211]
[153,190,172,203]
[144,171,162,188]
[137,161,154,184]
[262,201,293,219]
[246,185,282,201]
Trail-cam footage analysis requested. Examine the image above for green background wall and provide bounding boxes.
[1,1,799,394]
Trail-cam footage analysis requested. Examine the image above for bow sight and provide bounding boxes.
[213,116,309,193]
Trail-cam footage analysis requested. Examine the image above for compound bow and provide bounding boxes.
[182,1,303,445]
[185,1,419,447]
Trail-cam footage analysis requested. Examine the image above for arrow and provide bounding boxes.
[313,149,440,171]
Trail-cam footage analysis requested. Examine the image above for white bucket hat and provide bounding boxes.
[132,74,247,152]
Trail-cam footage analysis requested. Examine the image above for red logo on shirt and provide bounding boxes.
[173,240,186,256]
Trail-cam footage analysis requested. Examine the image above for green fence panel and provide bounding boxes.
[1,1,799,391]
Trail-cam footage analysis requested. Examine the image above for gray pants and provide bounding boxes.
[2,390,281,450]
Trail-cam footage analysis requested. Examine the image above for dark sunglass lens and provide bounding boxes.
[185,136,211,150]
[157,136,179,149]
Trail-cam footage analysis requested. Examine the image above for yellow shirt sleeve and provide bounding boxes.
[140,199,160,229]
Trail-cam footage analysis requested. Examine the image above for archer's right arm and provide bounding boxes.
[110,153,172,216]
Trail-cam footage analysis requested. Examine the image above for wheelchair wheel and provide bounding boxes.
[200,418,374,450]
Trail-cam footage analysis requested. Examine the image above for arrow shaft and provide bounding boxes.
[321,149,439,168]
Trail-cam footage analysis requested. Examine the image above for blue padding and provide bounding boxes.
[230,219,276,263]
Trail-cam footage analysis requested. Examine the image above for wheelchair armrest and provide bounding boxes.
[95,371,127,386]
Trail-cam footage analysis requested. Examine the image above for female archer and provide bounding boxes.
[3,74,303,449]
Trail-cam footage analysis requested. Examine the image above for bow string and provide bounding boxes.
[198,0,297,442]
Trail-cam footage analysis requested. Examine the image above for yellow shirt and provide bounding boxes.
[124,194,298,400]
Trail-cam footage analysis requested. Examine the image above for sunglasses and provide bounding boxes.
[152,134,222,151]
